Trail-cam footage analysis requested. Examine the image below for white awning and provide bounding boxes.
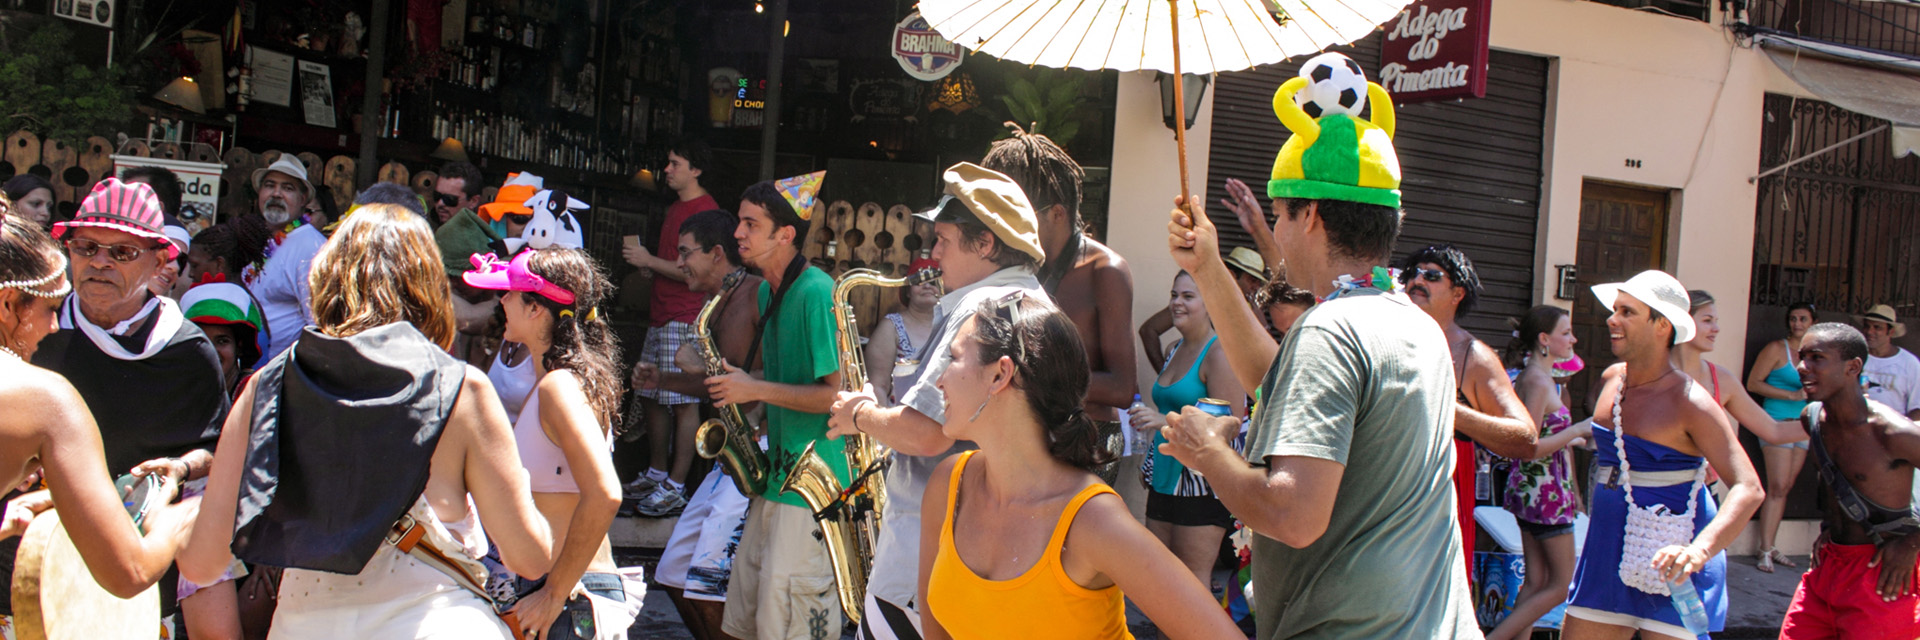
[1756,36,1920,170]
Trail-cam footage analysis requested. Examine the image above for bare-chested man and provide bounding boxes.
[1778,322,1920,639]
[1565,270,1763,639]
[633,209,760,640]
[1400,244,1537,576]
[980,126,1136,481]
[0,214,199,599]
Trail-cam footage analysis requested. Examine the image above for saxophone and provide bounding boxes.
[780,266,941,625]
[692,270,770,497]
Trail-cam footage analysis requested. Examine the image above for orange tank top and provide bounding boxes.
[926,451,1134,639]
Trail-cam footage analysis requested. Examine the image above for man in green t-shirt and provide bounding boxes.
[706,174,848,639]
[1159,52,1480,638]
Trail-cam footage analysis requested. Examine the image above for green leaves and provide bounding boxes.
[995,68,1088,146]
[0,21,132,143]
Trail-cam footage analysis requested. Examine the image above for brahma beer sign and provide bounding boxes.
[1378,0,1491,103]
[892,11,964,81]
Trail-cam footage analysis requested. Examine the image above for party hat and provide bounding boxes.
[775,171,825,221]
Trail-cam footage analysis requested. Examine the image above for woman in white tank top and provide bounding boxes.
[470,247,642,639]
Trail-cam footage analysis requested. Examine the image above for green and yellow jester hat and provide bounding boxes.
[1267,52,1402,209]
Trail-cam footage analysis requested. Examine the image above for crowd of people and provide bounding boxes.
[0,50,1917,640]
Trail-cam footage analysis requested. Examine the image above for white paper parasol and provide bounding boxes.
[919,0,1412,200]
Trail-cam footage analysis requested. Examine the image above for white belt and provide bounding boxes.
[1592,465,1703,489]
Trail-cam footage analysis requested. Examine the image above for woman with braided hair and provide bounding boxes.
[463,247,642,639]
[0,214,202,601]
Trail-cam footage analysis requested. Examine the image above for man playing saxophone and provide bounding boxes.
[827,163,1049,640]
[634,208,763,640]
[706,174,849,640]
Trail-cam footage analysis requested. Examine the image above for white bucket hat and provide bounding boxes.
[1592,270,1695,344]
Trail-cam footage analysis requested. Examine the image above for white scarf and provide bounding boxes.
[59,295,184,361]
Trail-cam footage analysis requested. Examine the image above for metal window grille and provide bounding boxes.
[1750,94,1920,315]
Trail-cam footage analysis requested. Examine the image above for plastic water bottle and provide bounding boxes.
[1125,394,1147,455]
[1668,576,1710,636]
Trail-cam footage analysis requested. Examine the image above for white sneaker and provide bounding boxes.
[624,474,662,497]
[634,484,688,517]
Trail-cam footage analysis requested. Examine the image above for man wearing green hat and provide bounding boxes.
[1158,53,1480,638]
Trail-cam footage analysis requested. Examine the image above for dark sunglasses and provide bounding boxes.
[1400,267,1446,284]
[505,213,534,225]
[66,238,161,263]
[435,192,463,207]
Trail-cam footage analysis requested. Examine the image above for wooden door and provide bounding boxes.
[1568,181,1670,418]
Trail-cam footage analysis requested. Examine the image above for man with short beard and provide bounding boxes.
[243,156,321,360]
[32,178,228,626]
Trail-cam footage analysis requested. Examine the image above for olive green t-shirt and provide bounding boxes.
[1244,288,1479,639]
[758,266,850,509]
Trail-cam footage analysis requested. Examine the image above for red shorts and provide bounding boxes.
[1454,438,1475,578]
[1780,542,1920,640]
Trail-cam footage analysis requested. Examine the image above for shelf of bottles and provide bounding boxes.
[385,0,685,179]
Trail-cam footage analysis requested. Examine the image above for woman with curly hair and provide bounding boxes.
[464,247,641,638]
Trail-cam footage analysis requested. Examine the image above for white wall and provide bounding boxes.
[1106,71,1215,397]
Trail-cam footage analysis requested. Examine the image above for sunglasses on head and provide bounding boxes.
[435,192,463,207]
[1401,267,1446,284]
[65,238,161,263]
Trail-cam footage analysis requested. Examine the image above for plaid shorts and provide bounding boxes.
[635,321,699,405]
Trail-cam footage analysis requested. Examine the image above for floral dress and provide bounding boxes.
[1504,390,1581,525]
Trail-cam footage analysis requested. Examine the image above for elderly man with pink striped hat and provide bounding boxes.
[31,177,232,630]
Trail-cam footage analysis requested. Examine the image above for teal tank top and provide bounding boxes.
[1148,336,1216,494]
[1762,339,1807,421]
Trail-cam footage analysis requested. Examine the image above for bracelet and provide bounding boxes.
[852,399,872,434]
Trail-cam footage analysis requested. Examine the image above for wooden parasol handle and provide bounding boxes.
[1168,0,1192,207]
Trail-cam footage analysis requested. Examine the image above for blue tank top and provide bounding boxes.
[1148,336,1215,494]
[1761,340,1807,421]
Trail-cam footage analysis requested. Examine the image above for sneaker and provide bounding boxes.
[634,484,687,517]
[623,473,661,497]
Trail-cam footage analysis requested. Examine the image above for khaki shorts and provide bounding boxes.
[721,498,845,640]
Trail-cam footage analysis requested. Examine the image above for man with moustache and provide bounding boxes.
[242,156,321,360]
[1399,243,1537,575]
[638,208,762,640]
[31,178,228,622]
[1778,322,1920,639]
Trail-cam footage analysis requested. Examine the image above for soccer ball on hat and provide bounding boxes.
[1293,52,1368,119]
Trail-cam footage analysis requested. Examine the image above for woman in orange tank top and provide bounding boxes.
[916,293,1240,640]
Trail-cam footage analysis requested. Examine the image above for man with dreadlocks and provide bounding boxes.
[980,125,1137,482]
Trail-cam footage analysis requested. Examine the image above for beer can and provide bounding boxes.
[1195,398,1233,417]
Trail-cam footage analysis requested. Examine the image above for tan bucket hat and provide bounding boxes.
[1225,246,1268,281]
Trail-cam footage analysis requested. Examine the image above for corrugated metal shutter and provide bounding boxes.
[1202,37,1550,347]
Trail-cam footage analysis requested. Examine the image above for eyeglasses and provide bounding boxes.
[1401,267,1446,284]
[65,238,161,263]
[505,213,534,225]
[435,192,463,207]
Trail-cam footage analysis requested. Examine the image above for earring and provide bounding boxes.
[969,397,990,422]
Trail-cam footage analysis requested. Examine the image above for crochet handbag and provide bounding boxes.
[1612,377,1707,596]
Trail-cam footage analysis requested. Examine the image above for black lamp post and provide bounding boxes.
[1158,72,1210,131]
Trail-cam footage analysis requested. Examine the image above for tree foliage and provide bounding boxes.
[0,20,132,143]
[997,68,1088,147]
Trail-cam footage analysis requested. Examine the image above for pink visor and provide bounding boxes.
[463,252,576,305]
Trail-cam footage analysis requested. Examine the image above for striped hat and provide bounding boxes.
[181,282,264,365]
[54,178,178,258]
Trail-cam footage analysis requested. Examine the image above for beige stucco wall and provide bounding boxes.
[1104,0,1819,379]
[1107,71,1215,398]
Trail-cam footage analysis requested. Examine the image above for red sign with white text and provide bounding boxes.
[1378,0,1492,103]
